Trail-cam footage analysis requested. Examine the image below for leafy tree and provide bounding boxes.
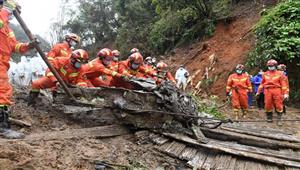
[246,0,300,102]
[63,0,118,57]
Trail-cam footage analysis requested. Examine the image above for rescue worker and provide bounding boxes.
[256,59,289,126]
[130,48,139,54]
[251,69,264,110]
[28,49,90,106]
[175,65,189,91]
[0,2,38,139]
[156,61,176,84]
[277,64,289,114]
[84,48,128,87]
[112,50,120,62]
[118,52,157,89]
[226,64,252,120]
[47,33,80,61]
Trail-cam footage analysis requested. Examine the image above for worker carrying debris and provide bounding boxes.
[83,48,128,87]
[226,64,252,120]
[118,52,157,89]
[155,61,176,84]
[175,65,189,91]
[0,1,38,139]
[47,33,80,61]
[256,59,289,126]
[28,49,90,106]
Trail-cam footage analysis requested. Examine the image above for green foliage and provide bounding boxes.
[246,0,300,96]
[246,1,300,68]
[191,94,223,119]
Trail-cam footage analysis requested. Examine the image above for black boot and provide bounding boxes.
[27,91,40,107]
[266,112,273,123]
[277,112,283,126]
[0,107,24,139]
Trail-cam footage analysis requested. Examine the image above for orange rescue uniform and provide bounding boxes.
[0,9,30,105]
[83,58,123,87]
[118,60,156,89]
[257,70,288,113]
[31,57,89,91]
[226,73,252,111]
[157,71,176,84]
[47,42,72,61]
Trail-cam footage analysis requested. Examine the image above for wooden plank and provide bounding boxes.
[201,128,300,150]
[226,156,237,170]
[161,132,300,168]
[234,160,246,170]
[165,141,186,157]
[213,154,233,170]
[201,151,216,170]
[16,125,129,142]
[187,150,207,168]
[221,126,300,143]
[179,147,198,160]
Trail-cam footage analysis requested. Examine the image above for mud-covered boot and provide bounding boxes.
[27,91,40,107]
[191,124,208,144]
[266,112,273,123]
[234,109,239,120]
[242,109,248,119]
[0,107,24,139]
[277,112,283,126]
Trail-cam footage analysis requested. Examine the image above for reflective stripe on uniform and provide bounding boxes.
[112,71,117,77]
[69,72,78,77]
[0,20,4,28]
[77,82,87,86]
[15,43,22,53]
[60,67,67,76]
[30,89,40,92]
[48,57,55,61]
[60,50,68,57]
[8,31,15,38]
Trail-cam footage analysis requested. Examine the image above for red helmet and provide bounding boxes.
[130,48,139,54]
[129,52,143,64]
[235,64,244,70]
[157,61,168,70]
[97,48,113,60]
[267,59,278,67]
[72,49,89,63]
[65,33,80,43]
[112,50,120,57]
[277,64,286,71]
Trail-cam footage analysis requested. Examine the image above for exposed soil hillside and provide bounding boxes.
[166,1,261,100]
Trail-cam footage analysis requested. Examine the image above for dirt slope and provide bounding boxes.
[167,1,261,99]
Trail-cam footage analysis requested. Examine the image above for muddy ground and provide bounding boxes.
[0,90,298,170]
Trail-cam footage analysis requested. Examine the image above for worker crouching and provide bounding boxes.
[155,61,176,85]
[226,64,252,120]
[28,49,90,106]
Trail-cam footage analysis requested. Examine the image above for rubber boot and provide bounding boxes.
[0,107,24,139]
[242,109,248,119]
[27,91,40,107]
[266,112,273,123]
[234,109,239,120]
[277,112,283,126]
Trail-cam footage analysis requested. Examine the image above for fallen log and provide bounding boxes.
[24,125,129,142]
[9,118,32,127]
[161,132,300,168]
[201,128,300,150]
[221,125,300,143]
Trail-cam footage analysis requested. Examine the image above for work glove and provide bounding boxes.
[121,75,131,82]
[283,94,289,101]
[27,38,40,49]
